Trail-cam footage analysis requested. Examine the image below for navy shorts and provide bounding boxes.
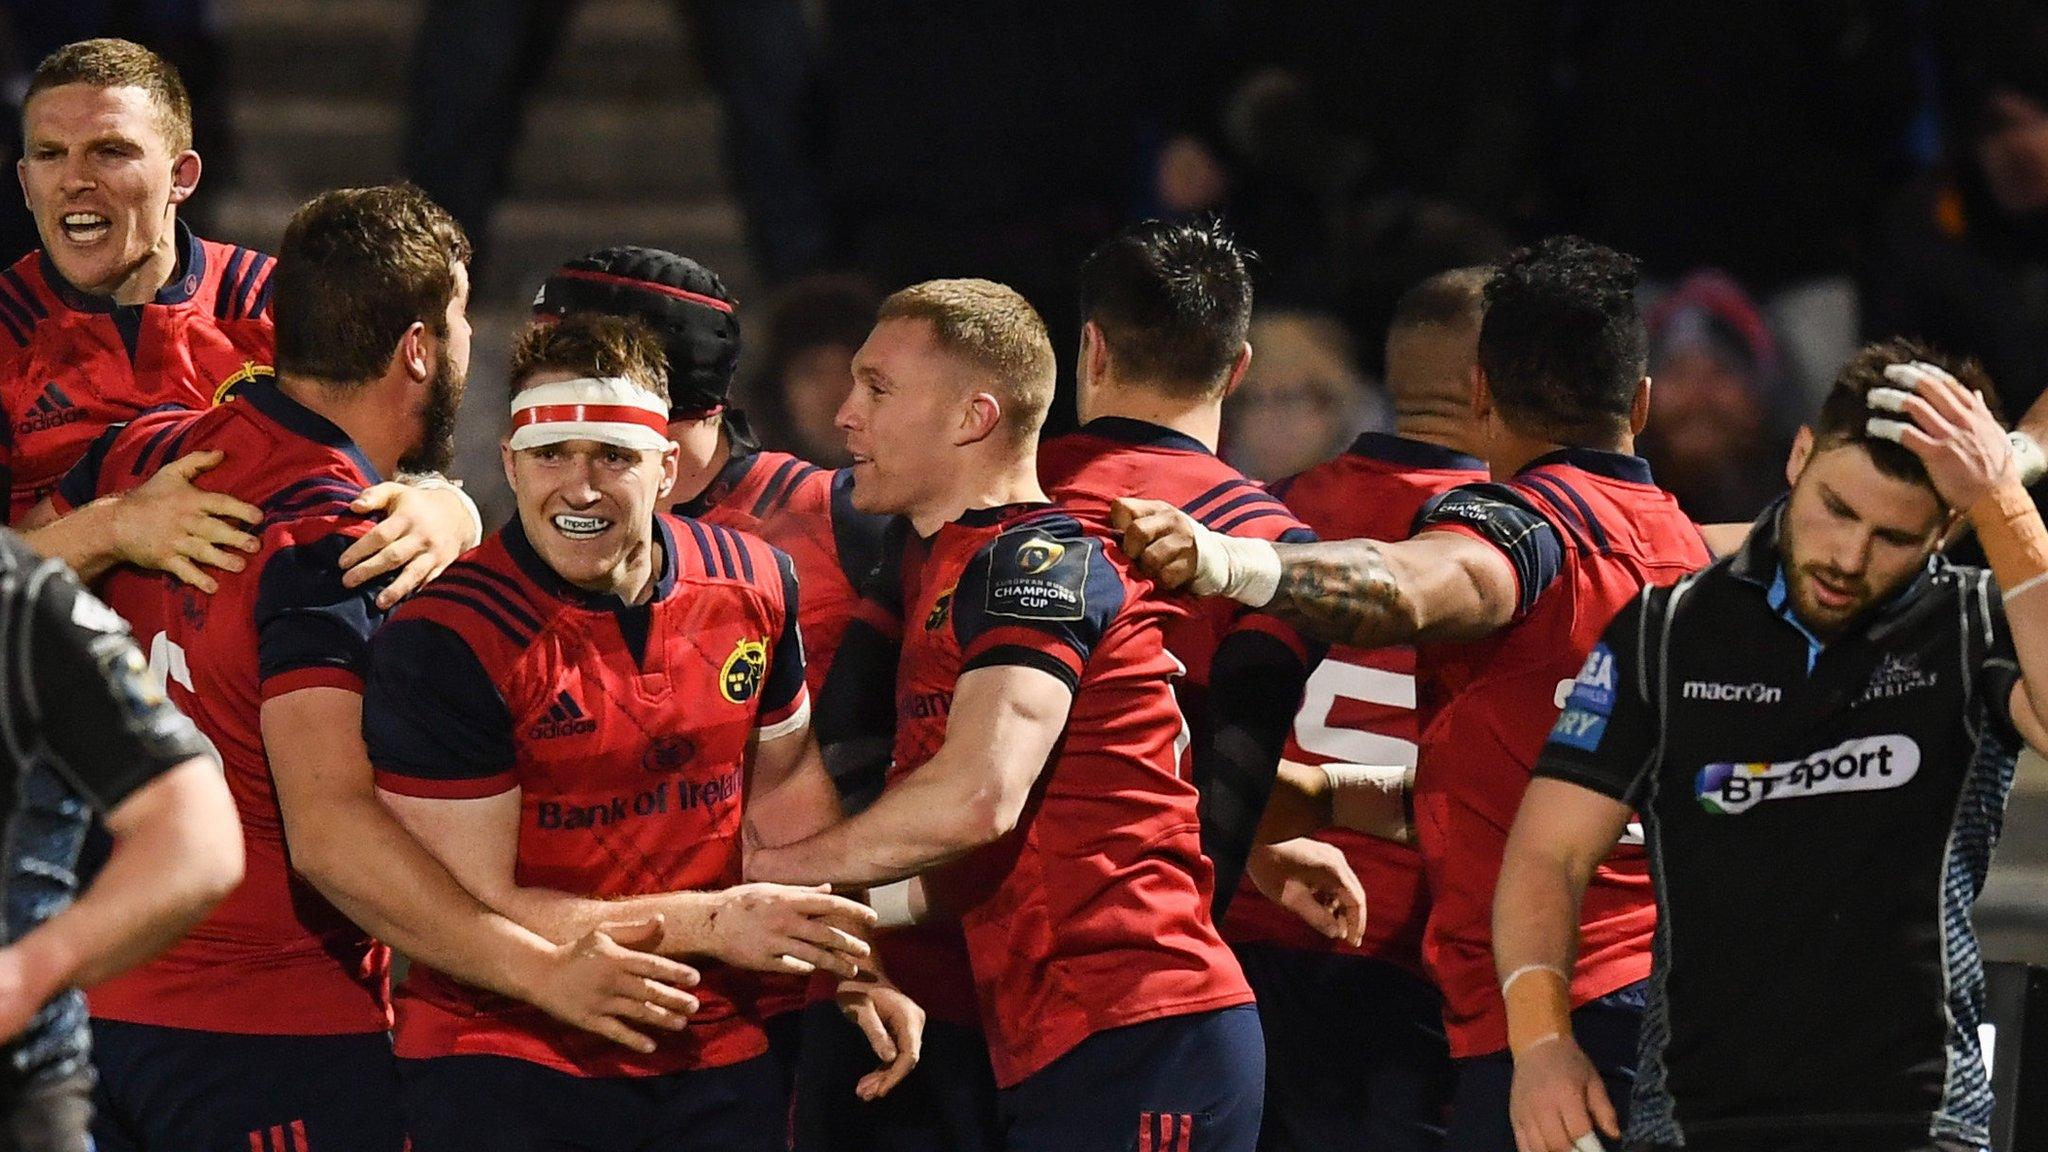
[792,1000,999,1152]
[398,1051,785,1152]
[1235,944,1452,1152]
[1443,982,1646,1152]
[89,1020,403,1152]
[998,1004,1265,1152]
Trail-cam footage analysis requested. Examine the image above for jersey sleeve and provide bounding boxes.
[254,524,391,698]
[1532,591,1659,805]
[363,617,518,798]
[952,519,1125,692]
[51,422,135,513]
[756,548,810,739]
[1414,482,1565,621]
[15,560,210,812]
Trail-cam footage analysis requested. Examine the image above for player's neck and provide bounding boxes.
[1082,379,1222,452]
[1391,400,1473,456]
[276,373,409,479]
[669,423,732,507]
[912,450,1047,537]
[603,534,664,606]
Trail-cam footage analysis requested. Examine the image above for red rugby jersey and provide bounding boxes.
[0,222,275,521]
[1412,448,1709,1056]
[65,379,392,1035]
[867,502,1253,1087]
[1220,433,1488,974]
[679,439,890,702]
[1038,417,1315,695]
[366,513,807,1078]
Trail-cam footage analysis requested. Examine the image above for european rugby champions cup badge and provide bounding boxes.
[720,638,768,704]
[986,528,1088,622]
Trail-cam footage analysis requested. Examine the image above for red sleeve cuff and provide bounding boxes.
[261,666,364,700]
[372,767,518,799]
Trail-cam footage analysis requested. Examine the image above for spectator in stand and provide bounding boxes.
[1222,310,1388,483]
[743,273,881,468]
[1864,0,2048,420]
[1636,270,1792,523]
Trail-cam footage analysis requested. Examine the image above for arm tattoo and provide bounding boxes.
[1267,540,1416,649]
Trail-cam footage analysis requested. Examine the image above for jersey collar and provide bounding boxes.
[239,377,383,484]
[953,501,1055,530]
[1346,430,1485,472]
[1077,416,1213,456]
[503,512,680,608]
[1521,446,1654,486]
[42,218,207,313]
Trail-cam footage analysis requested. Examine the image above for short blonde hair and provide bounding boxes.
[878,278,1056,441]
[26,39,193,154]
[509,313,670,405]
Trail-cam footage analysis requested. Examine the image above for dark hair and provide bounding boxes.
[1812,337,2000,488]
[1076,218,1253,397]
[1389,266,1491,335]
[1477,236,1647,439]
[533,247,738,417]
[510,313,670,405]
[25,38,192,153]
[273,184,471,388]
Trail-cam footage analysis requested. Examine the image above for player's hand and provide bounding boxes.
[342,481,480,608]
[112,450,262,593]
[1510,1036,1620,1152]
[703,883,877,978]
[528,917,702,1055]
[1110,497,1206,591]
[1247,838,1366,947]
[1868,361,2016,511]
[837,972,924,1101]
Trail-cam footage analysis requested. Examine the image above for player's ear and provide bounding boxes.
[1470,364,1494,422]
[501,439,518,490]
[1786,426,1815,485]
[393,321,430,384]
[1219,341,1253,400]
[655,443,681,501]
[1080,322,1108,383]
[167,150,201,206]
[1630,375,1652,437]
[958,391,1002,447]
[15,158,27,209]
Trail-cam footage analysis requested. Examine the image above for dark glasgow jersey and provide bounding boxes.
[1536,500,2022,1149]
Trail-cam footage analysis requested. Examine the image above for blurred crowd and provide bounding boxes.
[11,1,2048,522]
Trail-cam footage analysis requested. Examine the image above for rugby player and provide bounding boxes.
[750,278,1264,1152]
[1115,237,1712,1150]
[1499,343,2048,1152]
[366,312,884,1152]
[62,186,703,1152]
[1215,267,1493,1152]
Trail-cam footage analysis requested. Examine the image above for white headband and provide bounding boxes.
[508,376,671,452]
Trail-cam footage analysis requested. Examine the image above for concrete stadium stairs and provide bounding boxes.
[213,0,758,523]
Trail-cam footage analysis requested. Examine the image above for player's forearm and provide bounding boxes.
[468,881,726,961]
[1971,476,2048,727]
[1492,838,1591,1057]
[747,755,1006,888]
[289,794,560,1001]
[19,497,121,581]
[747,753,847,850]
[1263,540,1425,650]
[36,760,242,992]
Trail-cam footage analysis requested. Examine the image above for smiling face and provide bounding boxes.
[19,82,196,301]
[835,317,975,519]
[1779,436,1947,639]
[503,367,680,597]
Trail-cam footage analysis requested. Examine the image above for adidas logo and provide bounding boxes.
[528,689,598,739]
[16,381,83,434]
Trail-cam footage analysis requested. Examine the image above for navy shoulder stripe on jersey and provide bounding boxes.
[1520,472,1610,556]
[412,586,538,648]
[1181,479,1243,519]
[58,424,125,508]
[455,562,543,622]
[430,569,544,637]
[130,419,188,478]
[717,524,757,583]
[236,254,274,321]
[682,518,721,577]
[751,458,806,518]
[216,248,250,319]
[708,521,740,579]
[250,269,278,319]
[0,277,33,345]
[0,266,46,321]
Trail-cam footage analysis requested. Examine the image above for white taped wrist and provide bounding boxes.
[1320,762,1410,834]
[400,472,485,549]
[2012,431,2048,488]
[1190,528,1282,607]
[869,878,928,928]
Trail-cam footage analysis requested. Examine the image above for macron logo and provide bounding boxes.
[528,690,597,739]
[1682,679,1783,704]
